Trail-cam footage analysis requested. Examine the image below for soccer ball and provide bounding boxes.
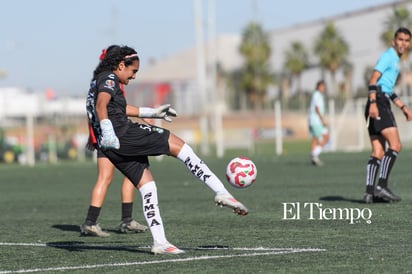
[225,157,257,188]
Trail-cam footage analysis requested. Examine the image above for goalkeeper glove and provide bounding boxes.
[100,119,120,149]
[139,104,177,122]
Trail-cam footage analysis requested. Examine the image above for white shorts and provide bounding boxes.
[309,123,328,140]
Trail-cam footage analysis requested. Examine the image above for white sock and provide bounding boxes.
[311,145,322,157]
[177,143,230,196]
[139,181,167,245]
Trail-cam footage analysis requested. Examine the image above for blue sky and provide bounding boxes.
[0,0,395,95]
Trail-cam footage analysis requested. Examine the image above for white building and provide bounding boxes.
[131,0,412,112]
[0,87,85,123]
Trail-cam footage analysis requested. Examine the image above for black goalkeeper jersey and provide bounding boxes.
[86,71,129,147]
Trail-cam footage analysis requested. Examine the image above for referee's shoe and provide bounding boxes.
[374,185,401,202]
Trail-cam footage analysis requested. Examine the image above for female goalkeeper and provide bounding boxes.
[86,45,248,255]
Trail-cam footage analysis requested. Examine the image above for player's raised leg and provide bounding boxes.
[168,134,248,216]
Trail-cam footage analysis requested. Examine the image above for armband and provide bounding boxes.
[389,92,399,102]
[368,85,378,93]
[369,99,377,104]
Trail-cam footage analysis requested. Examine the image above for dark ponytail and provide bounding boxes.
[93,46,139,78]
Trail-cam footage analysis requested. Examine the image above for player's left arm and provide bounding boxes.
[315,105,327,126]
[126,104,139,117]
[390,93,412,121]
[313,94,327,126]
[125,104,177,122]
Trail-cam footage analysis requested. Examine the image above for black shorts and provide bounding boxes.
[97,148,105,158]
[101,122,170,186]
[364,91,397,136]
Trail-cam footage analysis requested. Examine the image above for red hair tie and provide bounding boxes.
[99,49,107,60]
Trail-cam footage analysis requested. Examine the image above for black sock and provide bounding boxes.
[377,149,398,188]
[85,206,101,225]
[365,156,380,194]
[121,202,133,223]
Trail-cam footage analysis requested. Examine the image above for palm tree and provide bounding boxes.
[341,60,354,99]
[380,6,412,48]
[283,41,309,107]
[238,22,274,110]
[314,22,350,97]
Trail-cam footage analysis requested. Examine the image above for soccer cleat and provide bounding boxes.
[386,188,402,202]
[80,223,110,237]
[363,193,373,204]
[374,186,401,202]
[151,242,185,255]
[311,156,323,166]
[118,220,148,233]
[214,194,248,216]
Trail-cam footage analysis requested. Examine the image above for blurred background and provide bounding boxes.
[1,0,412,165]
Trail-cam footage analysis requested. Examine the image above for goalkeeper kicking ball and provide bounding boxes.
[225,157,257,188]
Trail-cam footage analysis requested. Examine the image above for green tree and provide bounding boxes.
[314,22,350,97]
[283,41,309,107]
[380,6,412,48]
[238,22,274,110]
[341,60,354,99]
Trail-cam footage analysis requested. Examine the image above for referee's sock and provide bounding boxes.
[377,149,398,188]
[365,156,380,194]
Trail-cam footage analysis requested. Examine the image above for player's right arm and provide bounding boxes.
[96,91,119,149]
[96,92,111,121]
[368,70,381,119]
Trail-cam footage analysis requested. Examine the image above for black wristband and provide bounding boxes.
[401,105,407,110]
[368,85,378,93]
[390,92,399,101]
[369,99,377,104]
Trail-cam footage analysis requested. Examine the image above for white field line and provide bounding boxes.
[0,242,323,251]
[0,242,325,274]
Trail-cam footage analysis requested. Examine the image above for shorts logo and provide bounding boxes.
[139,124,164,134]
[153,128,164,134]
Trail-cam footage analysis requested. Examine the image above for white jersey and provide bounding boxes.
[308,90,325,125]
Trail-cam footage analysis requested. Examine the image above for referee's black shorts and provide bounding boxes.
[364,91,397,136]
[101,121,171,186]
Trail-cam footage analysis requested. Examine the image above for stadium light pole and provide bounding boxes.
[194,0,210,155]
